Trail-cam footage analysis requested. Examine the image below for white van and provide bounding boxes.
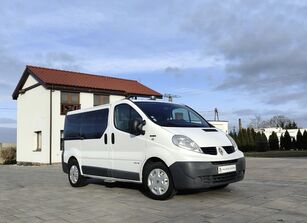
[62,99,245,200]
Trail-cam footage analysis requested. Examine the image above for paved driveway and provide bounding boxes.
[0,158,307,223]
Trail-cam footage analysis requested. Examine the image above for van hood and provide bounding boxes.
[163,127,232,147]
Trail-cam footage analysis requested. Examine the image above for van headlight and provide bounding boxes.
[226,134,238,151]
[172,135,202,153]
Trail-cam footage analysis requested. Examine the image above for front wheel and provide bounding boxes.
[143,162,176,200]
[68,159,87,187]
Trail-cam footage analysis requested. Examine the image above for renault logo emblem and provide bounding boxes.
[218,147,224,156]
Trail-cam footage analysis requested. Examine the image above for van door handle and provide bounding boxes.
[111,133,115,144]
[104,134,108,144]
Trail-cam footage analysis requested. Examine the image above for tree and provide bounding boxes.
[247,128,255,151]
[296,130,303,150]
[248,115,299,129]
[303,130,307,150]
[285,121,298,129]
[255,132,262,152]
[249,115,265,129]
[283,130,292,150]
[280,134,285,150]
[238,129,248,152]
[269,131,279,150]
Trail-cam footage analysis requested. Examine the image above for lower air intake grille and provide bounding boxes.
[200,172,239,184]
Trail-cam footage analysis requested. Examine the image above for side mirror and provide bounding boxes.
[131,119,146,136]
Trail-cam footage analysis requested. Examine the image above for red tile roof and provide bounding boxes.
[13,65,162,99]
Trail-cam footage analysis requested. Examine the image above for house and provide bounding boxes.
[12,65,162,164]
[207,120,229,133]
[256,127,307,141]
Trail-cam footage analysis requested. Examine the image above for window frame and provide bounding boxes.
[113,103,143,134]
[93,94,110,106]
[34,131,42,152]
[60,130,64,151]
[60,91,81,115]
[64,108,109,141]
[80,109,109,140]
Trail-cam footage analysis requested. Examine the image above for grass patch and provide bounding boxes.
[245,150,307,158]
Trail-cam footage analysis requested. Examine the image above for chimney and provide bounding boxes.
[239,118,242,131]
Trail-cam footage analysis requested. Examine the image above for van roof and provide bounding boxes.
[66,99,185,116]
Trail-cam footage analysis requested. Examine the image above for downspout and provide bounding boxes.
[49,87,53,165]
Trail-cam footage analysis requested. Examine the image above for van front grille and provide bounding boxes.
[201,147,217,155]
[223,146,235,154]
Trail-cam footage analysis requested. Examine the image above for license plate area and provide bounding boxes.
[218,165,236,174]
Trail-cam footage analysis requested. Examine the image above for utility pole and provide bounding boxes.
[214,108,219,121]
[163,94,181,102]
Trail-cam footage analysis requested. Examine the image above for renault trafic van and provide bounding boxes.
[62,99,245,200]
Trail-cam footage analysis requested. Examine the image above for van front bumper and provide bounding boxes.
[169,157,245,190]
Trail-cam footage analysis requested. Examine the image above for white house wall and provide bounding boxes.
[110,95,125,103]
[50,90,64,163]
[18,82,129,164]
[17,77,50,163]
[80,92,94,109]
[23,75,38,88]
[208,121,229,133]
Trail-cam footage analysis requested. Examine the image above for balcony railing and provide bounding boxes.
[61,103,81,115]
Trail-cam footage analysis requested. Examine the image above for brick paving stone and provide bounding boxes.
[0,157,307,223]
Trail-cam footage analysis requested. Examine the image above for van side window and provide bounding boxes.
[64,109,109,140]
[81,109,109,139]
[64,114,81,139]
[114,104,142,133]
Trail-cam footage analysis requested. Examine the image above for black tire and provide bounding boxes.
[68,159,87,187]
[143,161,176,200]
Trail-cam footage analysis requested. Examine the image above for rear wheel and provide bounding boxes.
[68,159,87,187]
[143,162,176,200]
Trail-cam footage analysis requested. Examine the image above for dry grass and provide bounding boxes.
[0,147,16,164]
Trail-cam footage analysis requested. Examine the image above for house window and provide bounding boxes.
[94,94,109,106]
[61,92,80,115]
[34,131,42,151]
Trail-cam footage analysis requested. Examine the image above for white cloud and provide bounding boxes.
[81,51,223,73]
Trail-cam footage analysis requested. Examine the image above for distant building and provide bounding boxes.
[256,127,307,141]
[207,120,229,133]
[12,65,162,164]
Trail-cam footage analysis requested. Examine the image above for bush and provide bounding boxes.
[0,147,16,164]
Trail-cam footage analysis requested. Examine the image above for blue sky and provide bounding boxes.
[1,0,307,142]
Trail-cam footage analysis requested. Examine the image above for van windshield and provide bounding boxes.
[135,102,211,128]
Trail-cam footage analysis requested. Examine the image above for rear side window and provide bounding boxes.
[114,104,142,133]
[64,109,109,140]
[64,114,81,139]
[81,109,108,139]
